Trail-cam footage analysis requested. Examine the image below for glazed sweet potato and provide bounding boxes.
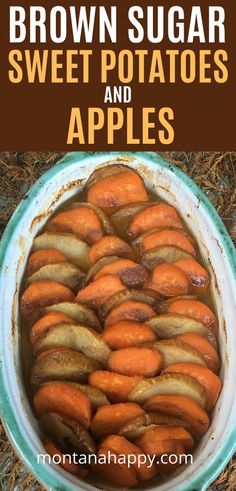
[135,426,194,452]
[34,382,92,428]
[91,402,144,439]
[174,258,210,295]
[166,299,218,337]
[88,235,135,264]
[46,207,104,245]
[30,311,75,346]
[43,438,87,477]
[140,245,192,270]
[20,280,75,317]
[144,395,210,436]
[89,370,141,402]
[163,363,222,411]
[128,203,183,237]
[87,168,149,214]
[100,289,159,318]
[142,229,196,256]
[147,263,190,297]
[76,275,126,309]
[94,447,138,487]
[107,347,163,377]
[93,259,149,288]
[102,321,157,349]
[26,248,67,276]
[176,333,220,373]
[104,300,156,328]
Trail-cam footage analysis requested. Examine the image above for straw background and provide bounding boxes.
[0,151,235,490]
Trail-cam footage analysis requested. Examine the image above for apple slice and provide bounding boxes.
[145,339,206,367]
[71,383,110,407]
[43,302,101,332]
[26,262,85,291]
[39,412,96,455]
[31,348,101,386]
[146,314,215,344]
[32,232,90,271]
[33,323,111,364]
[100,289,159,318]
[86,163,129,187]
[128,373,207,408]
[140,245,192,270]
[119,412,193,440]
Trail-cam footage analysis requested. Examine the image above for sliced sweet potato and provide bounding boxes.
[147,263,190,297]
[128,203,183,237]
[32,232,90,271]
[40,412,96,454]
[33,324,111,364]
[140,245,192,270]
[105,300,156,328]
[46,207,104,245]
[72,383,110,407]
[146,314,212,342]
[30,312,75,346]
[128,373,207,408]
[85,256,120,283]
[135,426,194,452]
[119,412,193,440]
[146,339,206,368]
[135,436,182,458]
[91,402,144,439]
[88,235,135,264]
[155,442,186,475]
[26,248,67,276]
[163,363,222,411]
[100,289,159,318]
[43,302,101,332]
[31,348,101,387]
[76,275,125,309]
[144,395,210,437]
[87,168,149,215]
[93,259,149,288]
[66,202,114,234]
[166,299,218,337]
[94,447,138,487]
[141,229,196,256]
[100,435,157,481]
[26,262,84,291]
[174,258,210,295]
[89,371,142,403]
[34,382,92,428]
[157,295,197,314]
[107,347,163,377]
[176,333,220,373]
[111,202,152,238]
[20,280,75,317]
[43,438,87,477]
[102,321,157,350]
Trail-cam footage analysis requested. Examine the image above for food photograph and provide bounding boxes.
[0,151,236,491]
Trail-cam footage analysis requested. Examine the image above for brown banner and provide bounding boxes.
[0,0,235,150]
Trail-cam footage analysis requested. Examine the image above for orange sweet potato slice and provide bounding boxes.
[128,203,183,237]
[102,321,157,349]
[30,311,75,346]
[163,363,222,411]
[144,395,210,437]
[167,299,218,337]
[87,168,149,215]
[94,447,138,487]
[93,259,149,288]
[107,347,163,377]
[91,402,144,439]
[147,263,190,297]
[136,426,194,452]
[76,275,125,309]
[26,248,67,276]
[46,207,104,245]
[89,370,141,403]
[88,235,135,264]
[34,381,92,428]
[105,301,156,328]
[100,435,157,481]
[43,438,87,477]
[142,229,196,256]
[174,258,210,295]
[176,333,220,373]
[20,280,75,317]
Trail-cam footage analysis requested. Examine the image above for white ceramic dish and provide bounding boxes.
[0,151,236,491]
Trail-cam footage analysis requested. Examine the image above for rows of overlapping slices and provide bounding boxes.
[20,163,221,487]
